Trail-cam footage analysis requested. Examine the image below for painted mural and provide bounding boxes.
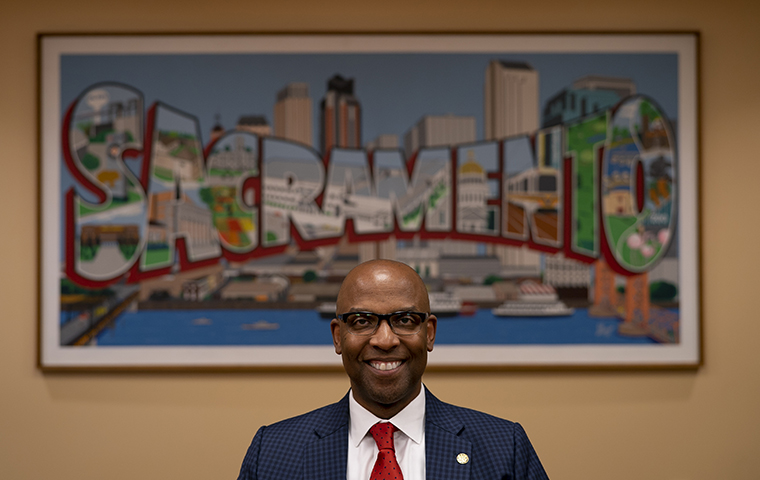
[41,34,699,367]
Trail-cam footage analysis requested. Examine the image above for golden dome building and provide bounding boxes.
[457,150,490,233]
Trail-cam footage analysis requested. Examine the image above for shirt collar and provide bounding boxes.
[348,384,426,447]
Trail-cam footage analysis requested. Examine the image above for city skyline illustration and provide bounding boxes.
[54,48,682,349]
[60,52,678,148]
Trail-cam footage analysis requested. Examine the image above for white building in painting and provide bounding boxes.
[174,202,219,260]
[457,151,490,233]
[366,134,399,151]
[208,134,257,173]
[274,83,313,147]
[404,114,476,158]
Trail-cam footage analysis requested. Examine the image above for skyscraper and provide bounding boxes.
[320,75,361,153]
[484,60,539,140]
[542,75,636,128]
[484,60,541,273]
[274,82,313,147]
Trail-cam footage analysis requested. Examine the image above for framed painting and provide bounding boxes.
[38,32,700,370]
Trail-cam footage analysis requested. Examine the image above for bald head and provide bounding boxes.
[336,260,430,315]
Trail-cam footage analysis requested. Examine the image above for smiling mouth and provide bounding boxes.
[369,360,403,371]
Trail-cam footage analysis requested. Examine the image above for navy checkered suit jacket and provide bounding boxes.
[238,387,548,480]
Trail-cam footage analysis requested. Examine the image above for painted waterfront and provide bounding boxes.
[74,308,663,346]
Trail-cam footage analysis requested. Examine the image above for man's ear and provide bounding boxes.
[426,315,437,352]
[330,318,342,354]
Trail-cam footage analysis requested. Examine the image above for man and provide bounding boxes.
[238,259,548,479]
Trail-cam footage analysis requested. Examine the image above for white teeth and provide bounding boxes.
[370,361,402,371]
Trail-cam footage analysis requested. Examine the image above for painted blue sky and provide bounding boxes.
[60,52,678,148]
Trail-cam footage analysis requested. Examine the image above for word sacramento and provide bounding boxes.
[62,83,677,287]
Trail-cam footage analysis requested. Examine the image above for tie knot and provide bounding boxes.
[369,422,397,451]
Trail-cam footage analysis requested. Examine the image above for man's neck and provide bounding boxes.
[352,383,423,419]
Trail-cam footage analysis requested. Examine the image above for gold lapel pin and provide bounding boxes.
[456,453,470,465]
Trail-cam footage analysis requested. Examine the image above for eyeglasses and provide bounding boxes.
[337,311,429,336]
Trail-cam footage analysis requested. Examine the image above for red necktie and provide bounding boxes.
[369,422,404,480]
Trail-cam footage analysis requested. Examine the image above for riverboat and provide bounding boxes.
[428,292,463,317]
[491,281,574,317]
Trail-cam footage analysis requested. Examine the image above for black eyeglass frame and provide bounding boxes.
[337,311,430,336]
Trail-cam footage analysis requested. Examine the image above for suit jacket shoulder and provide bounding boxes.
[237,394,350,480]
[424,389,548,480]
[258,395,349,443]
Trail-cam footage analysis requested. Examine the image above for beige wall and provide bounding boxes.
[2,0,759,478]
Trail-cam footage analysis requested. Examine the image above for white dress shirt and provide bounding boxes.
[347,385,426,480]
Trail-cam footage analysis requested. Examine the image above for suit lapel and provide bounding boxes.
[301,389,473,480]
[303,393,350,480]
[425,389,472,480]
